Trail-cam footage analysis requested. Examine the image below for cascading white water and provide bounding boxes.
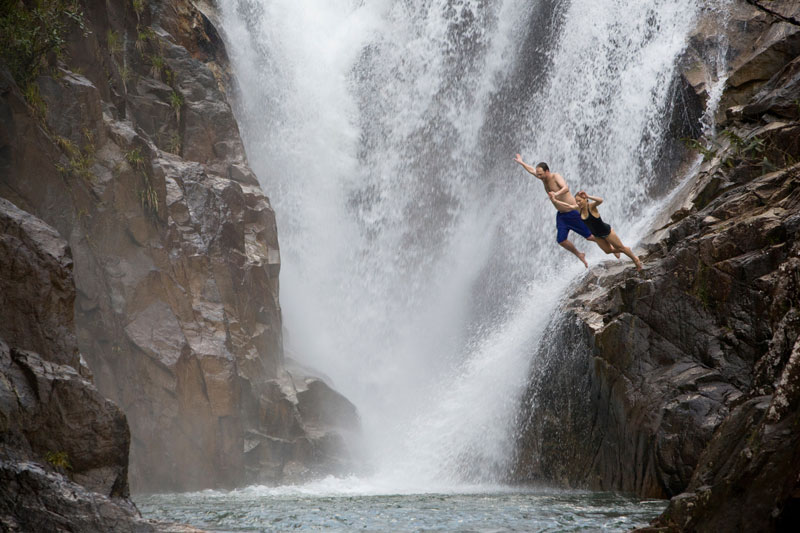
[219,0,702,490]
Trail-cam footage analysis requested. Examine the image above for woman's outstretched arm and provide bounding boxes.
[553,197,578,211]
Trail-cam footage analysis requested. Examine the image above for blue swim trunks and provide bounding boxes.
[556,210,592,243]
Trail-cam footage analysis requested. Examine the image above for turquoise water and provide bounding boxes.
[136,483,665,532]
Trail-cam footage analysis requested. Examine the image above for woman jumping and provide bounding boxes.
[574,191,642,271]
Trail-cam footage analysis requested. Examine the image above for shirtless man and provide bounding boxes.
[514,154,596,268]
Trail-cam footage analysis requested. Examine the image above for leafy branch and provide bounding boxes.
[682,137,717,162]
[0,0,87,87]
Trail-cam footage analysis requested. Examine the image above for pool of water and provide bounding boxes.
[136,482,666,532]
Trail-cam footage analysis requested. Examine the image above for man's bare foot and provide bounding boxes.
[579,252,588,268]
[614,251,621,259]
[634,258,643,271]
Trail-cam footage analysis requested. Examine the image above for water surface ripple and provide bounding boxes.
[137,487,666,532]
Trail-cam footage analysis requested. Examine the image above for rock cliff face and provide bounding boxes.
[1,0,358,493]
[513,1,799,530]
[0,198,152,531]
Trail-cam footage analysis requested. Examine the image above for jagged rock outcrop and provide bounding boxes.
[682,0,800,121]
[1,459,152,533]
[0,197,154,531]
[1,0,358,493]
[513,1,799,530]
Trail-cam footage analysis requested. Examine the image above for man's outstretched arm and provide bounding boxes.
[514,154,538,175]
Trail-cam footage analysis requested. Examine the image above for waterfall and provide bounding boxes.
[219,0,701,490]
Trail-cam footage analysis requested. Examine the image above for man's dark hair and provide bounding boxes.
[536,162,549,172]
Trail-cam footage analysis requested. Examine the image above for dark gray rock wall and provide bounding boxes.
[0,198,77,368]
[513,0,800,529]
[0,197,153,531]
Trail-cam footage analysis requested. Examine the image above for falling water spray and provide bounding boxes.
[219,0,701,490]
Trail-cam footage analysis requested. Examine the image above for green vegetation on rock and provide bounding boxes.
[44,450,71,471]
[23,81,46,118]
[135,24,156,55]
[682,137,717,162]
[55,129,96,181]
[106,28,123,57]
[169,89,184,121]
[125,147,145,170]
[125,148,158,217]
[131,0,144,20]
[0,0,86,86]
[166,133,181,154]
[149,54,165,79]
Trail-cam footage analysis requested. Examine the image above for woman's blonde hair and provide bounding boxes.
[576,191,588,200]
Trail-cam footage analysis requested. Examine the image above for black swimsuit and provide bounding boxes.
[582,210,612,238]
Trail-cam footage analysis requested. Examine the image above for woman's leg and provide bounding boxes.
[605,230,642,270]
[593,235,621,258]
[593,236,617,255]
